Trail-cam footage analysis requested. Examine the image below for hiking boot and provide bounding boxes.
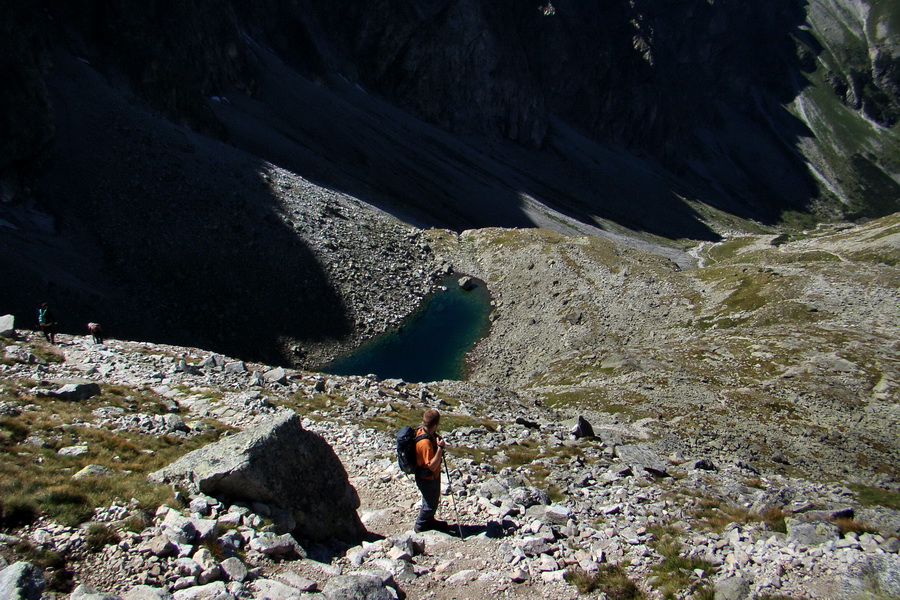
[414,519,449,533]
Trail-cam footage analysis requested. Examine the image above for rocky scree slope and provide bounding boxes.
[1,332,899,600]
[429,214,900,487]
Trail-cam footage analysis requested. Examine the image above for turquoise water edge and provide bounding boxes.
[320,275,492,383]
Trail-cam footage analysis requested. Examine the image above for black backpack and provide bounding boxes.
[396,425,430,474]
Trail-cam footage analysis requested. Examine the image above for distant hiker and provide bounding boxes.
[87,322,103,344]
[37,302,58,344]
[414,408,449,533]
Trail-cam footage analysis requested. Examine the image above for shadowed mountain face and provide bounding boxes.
[1,0,897,361]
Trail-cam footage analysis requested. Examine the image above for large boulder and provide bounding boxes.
[840,554,900,600]
[0,315,14,337]
[0,562,45,600]
[149,410,364,543]
[322,575,394,600]
[614,444,669,477]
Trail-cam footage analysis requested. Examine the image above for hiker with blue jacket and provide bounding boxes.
[38,302,58,344]
[414,408,450,533]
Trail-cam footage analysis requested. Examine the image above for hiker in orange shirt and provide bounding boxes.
[414,408,450,533]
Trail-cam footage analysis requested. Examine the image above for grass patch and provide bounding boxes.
[850,484,900,510]
[704,237,757,264]
[14,539,74,592]
[691,497,787,533]
[0,381,231,526]
[280,392,349,420]
[832,517,879,537]
[85,523,121,552]
[565,565,644,599]
[796,251,842,262]
[29,344,65,364]
[648,526,717,599]
[761,508,788,533]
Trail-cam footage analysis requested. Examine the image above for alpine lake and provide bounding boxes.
[320,275,492,383]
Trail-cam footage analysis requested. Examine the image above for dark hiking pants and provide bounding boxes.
[415,474,441,529]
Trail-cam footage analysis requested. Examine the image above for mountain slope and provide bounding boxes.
[1,0,898,363]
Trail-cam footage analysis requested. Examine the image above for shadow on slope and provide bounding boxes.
[228,0,826,228]
[212,43,721,242]
[0,53,351,365]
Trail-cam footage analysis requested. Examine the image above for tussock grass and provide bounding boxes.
[30,344,65,364]
[832,517,879,537]
[851,484,900,510]
[0,379,230,526]
[648,525,717,599]
[85,523,121,552]
[690,497,787,533]
[281,392,349,420]
[565,565,644,599]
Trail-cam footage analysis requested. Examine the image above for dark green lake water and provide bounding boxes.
[321,276,492,383]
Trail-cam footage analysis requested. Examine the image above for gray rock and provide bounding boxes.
[570,416,594,439]
[541,504,572,525]
[223,362,246,374]
[189,518,218,542]
[750,487,795,514]
[52,383,102,401]
[122,586,174,600]
[57,444,89,456]
[172,582,232,600]
[270,506,297,534]
[71,584,121,600]
[692,458,717,471]
[508,486,550,508]
[840,554,900,599]
[391,533,425,557]
[277,573,316,592]
[264,368,287,385]
[3,346,29,363]
[0,562,45,600]
[321,575,393,600]
[164,414,188,432]
[248,532,305,557]
[172,558,201,578]
[251,579,304,600]
[219,558,247,583]
[72,464,113,480]
[458,276,477,291]
[614,444,668,476]
[714,575,750,600]
[149,411,364,543]
[0,315,14,337]
[785,518,841,547]
[162,510,198,544]
[138,535,177,557]
[175,361,201,375]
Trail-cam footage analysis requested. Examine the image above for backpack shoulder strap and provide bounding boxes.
[414,427,433,446]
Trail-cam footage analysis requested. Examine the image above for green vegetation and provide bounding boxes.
[703,237,757,264]
[0,379,231,526]
[84,523,121,552]
[29,343,65,364]
[280,392,349,419]
[647,525,717,599]
[687,496,787,533]
[564,565,644,599]
[850,484,900,510]
[832,517,879,537]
